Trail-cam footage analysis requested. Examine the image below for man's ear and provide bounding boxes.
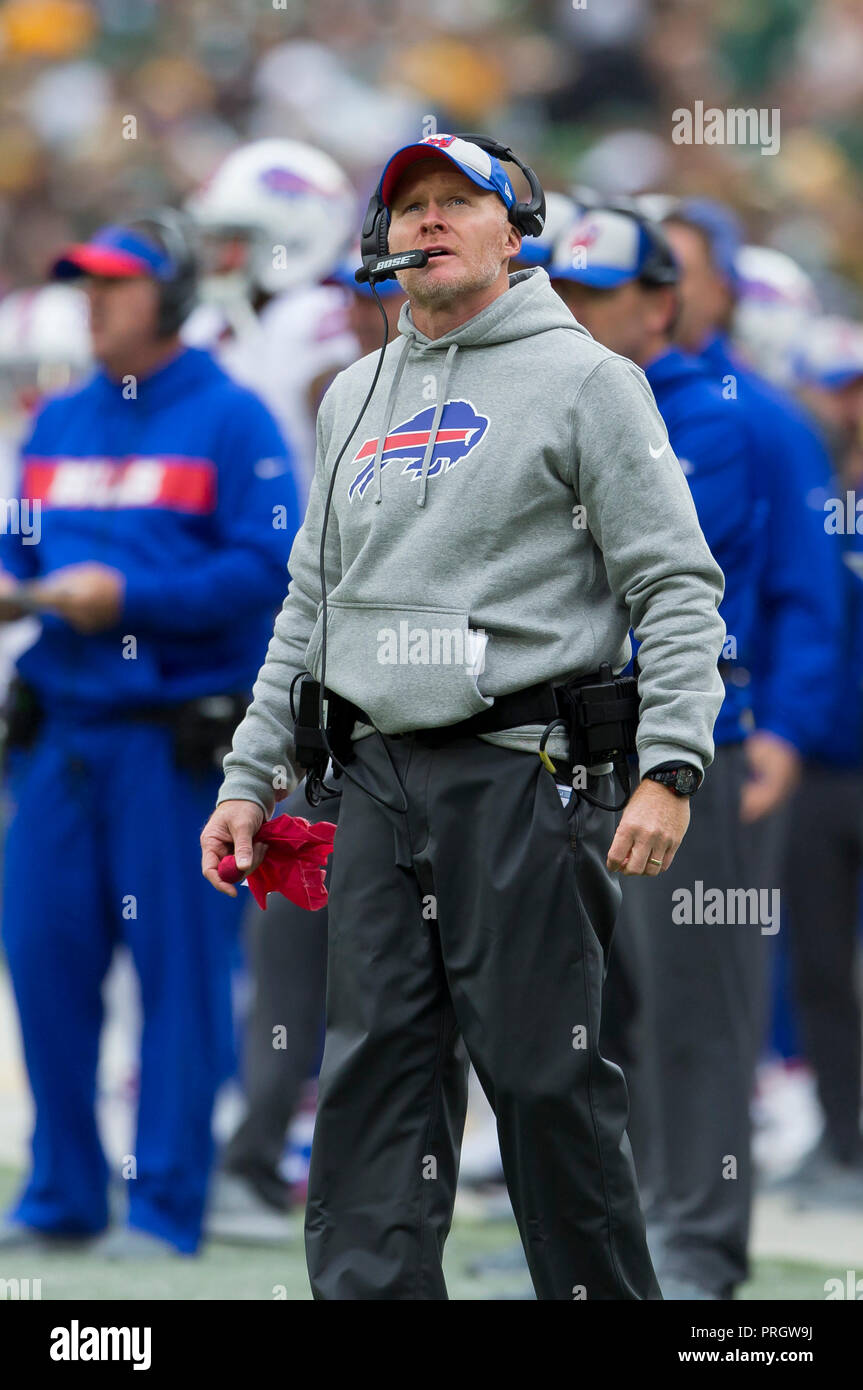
[503,221,522,262]
[647,285,677,338]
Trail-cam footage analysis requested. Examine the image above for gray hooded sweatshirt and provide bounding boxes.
[217,266,725,817]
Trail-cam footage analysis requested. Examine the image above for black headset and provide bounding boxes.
[358,133,546,278]
[127,209,199,337]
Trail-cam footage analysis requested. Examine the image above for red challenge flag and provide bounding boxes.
[218,814,337,911]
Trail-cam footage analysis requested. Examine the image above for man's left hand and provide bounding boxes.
[30,563,125,634]
[606,778,690,876]
[740,730,800,823]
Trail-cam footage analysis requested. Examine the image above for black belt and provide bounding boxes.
[304,666,638,812]
[399,681,560,748]
[348,676,607,750]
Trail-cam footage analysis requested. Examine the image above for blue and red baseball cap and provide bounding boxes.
[549,208,678,289]
[379,135,517,214]
[51,224,174,281]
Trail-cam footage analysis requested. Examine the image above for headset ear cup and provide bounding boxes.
[359,192,381,265]
[129,210,198,336]
[514,205,545,239]
[377,207,389,258]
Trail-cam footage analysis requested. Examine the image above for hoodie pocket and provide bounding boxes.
[305,599,492,734]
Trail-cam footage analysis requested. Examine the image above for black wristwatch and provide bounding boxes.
[643,762,701,797]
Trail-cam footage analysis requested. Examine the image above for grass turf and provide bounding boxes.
[0,1164,841,1301]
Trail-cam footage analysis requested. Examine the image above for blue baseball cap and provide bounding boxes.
[379,135,516,214]
[51,224,175,281]
[549,208,677,289]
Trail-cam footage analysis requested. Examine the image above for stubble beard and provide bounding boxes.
[399,241,506,311]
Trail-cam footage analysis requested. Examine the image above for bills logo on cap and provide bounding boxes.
[568,217,601,255]
[348,400,489,502]
[423,135,457,149]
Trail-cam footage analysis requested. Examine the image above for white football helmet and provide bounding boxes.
[0,284,91,397]
[793,316,863,392]
[186,138,357,299]
[733,245,820,388]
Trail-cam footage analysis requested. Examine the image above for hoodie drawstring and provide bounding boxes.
[373,337,411,504]
[416,342,458,508]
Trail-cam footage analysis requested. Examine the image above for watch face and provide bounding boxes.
[677,768,698,794]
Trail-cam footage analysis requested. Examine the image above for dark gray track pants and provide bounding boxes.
[602,744,780,1295]
[303,732,661,1300]
[783,763,863,1163]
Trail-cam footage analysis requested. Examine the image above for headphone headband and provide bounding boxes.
[128,209,199,336]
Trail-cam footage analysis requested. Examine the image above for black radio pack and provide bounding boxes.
[291,674,360,804]
[539,664,640,811]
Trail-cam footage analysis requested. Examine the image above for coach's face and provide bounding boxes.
[84,274,162,366]
[386,160,521,310]
[554,278,649,362]
[663,220,732,354]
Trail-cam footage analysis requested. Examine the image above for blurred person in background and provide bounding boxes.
[662,200,844,838]
[0,284,92,698]
[549,205,764,1300]
[732,246,821,393]
[510,189,579,270]
[183,139,358,501]
[317,246,406,391]
[0,213,300,1256]
[772,317,863,1202]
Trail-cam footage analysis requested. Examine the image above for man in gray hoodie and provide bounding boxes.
[201,134,726,1301]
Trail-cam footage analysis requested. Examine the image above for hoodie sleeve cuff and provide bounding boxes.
[215,779,276,819]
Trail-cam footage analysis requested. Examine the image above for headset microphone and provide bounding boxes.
[355,249,429,285]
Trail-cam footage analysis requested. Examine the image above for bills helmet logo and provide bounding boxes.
[348,400,489,502]
[260,167,323,197]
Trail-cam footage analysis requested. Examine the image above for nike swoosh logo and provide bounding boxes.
[648,437,669,459]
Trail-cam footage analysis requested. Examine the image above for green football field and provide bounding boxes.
[0,1164,838,1301]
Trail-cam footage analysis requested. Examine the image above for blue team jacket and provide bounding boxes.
[700,335,844,756]
[645,347,762,746]
[1,346,301,718]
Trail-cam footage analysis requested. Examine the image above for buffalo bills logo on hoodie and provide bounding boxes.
[347,400,489,502]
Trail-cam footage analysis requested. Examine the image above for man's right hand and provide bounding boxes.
[201,799,268,897]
